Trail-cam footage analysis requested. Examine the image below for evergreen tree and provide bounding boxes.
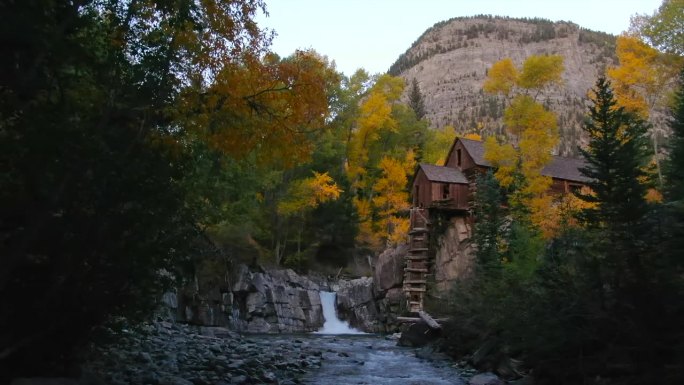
[665,68,684,201]
[408,77,426,120]
[577,77,650,235]
[472,171,505,275]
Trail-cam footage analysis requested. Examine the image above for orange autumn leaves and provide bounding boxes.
[177,50,339,167]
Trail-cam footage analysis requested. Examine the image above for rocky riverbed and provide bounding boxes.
[78,322,325,385]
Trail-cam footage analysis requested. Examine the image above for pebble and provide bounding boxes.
[81,323,324,385]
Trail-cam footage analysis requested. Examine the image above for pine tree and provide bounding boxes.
[577,77,650,234]
[665,68,684,201]
[472,171,505,275]
[408,78,426,120]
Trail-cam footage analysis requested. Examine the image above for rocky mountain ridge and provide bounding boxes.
[391,16,618,156]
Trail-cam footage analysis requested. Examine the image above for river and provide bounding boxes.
[297,291,466,384]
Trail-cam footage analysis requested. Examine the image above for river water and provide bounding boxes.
[297,291,466,385]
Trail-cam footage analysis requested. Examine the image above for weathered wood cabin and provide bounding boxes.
[412,137,589,209]
[404,138,588,313]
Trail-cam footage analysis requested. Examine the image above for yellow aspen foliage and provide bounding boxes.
[607,36,661,117]
[277,172,342,216]
[346,75,405,191]
[645,188,664,203]
[517,55,564,90]
[483,55,563,227]
[534,190,596,239]
[607,35,681,189]
[423,126,457,165]
[372,154,414,247]
[484,137,518,188]
[462,133,483,141]
[483,58,518,96]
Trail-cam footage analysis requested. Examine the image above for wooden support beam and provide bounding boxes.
[419,311,442,330]
[406,255,428,260]
[396,316,450,323]
[404,268,428,273]
[404,280,427,284]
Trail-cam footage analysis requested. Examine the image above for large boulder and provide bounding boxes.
[335,277,382,332]
[373,243,408,292]
[397,321,441,347]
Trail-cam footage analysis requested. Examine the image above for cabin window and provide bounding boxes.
[414,185,420,206]
[456,149,462,167]
[442,184,450,199]
[569,184,582,194]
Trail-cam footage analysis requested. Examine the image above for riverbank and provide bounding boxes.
[51,323,324,385]
[10,321,481,385]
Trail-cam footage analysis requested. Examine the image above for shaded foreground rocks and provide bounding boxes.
[47,323,324,385]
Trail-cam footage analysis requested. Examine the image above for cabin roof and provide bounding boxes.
[459,138,491,167]
[448,137,588,183]
[418,163,469,184]
[542,156,589,182]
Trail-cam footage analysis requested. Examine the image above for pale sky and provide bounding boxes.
[256,0,663,76]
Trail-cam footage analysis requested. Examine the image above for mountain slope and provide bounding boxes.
[390,16,617,156]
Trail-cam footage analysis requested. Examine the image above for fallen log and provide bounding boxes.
[418,310,442,330]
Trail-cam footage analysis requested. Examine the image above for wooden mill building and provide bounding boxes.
[403,138,588,313]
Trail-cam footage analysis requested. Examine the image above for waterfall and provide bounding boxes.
[314,291,365,334]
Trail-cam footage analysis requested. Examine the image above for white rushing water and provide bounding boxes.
[314,291,365,334]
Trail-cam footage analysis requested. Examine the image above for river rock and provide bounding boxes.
[72,323,324,385]
[469,372,505,385]
[397,321,441,347]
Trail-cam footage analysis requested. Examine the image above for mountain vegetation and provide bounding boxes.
[436,4,684,383]
[1,0,683,383]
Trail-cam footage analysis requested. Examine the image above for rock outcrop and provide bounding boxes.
[230,266,324,333]
[390,16,620,155]
[335,277,380,332]
[373,243,408,292]
[161,265,325,333]
[434,216,476,292]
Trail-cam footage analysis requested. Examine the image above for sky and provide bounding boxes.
[255,0,663,76]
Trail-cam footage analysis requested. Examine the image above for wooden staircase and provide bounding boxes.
[404,208,430,313]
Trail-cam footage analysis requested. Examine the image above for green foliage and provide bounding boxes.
[472,171,505,275]
[441,76,684,385]
[630,0,684,56]
[0,0,222,377]
[408,78,426,120]
[664,68,684,201]
[576,77,650,231]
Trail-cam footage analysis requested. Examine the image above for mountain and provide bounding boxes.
[389,16,617,156]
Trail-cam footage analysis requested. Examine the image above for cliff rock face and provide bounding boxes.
[390,16,617,155]
[433,216,476,292]
[230,266,324,333]
[161,265,325,333]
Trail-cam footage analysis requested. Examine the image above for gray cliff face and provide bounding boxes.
[433,216,475,292]
[392,17,618,155]
[230,266,325,333]
[161,265,325,333]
